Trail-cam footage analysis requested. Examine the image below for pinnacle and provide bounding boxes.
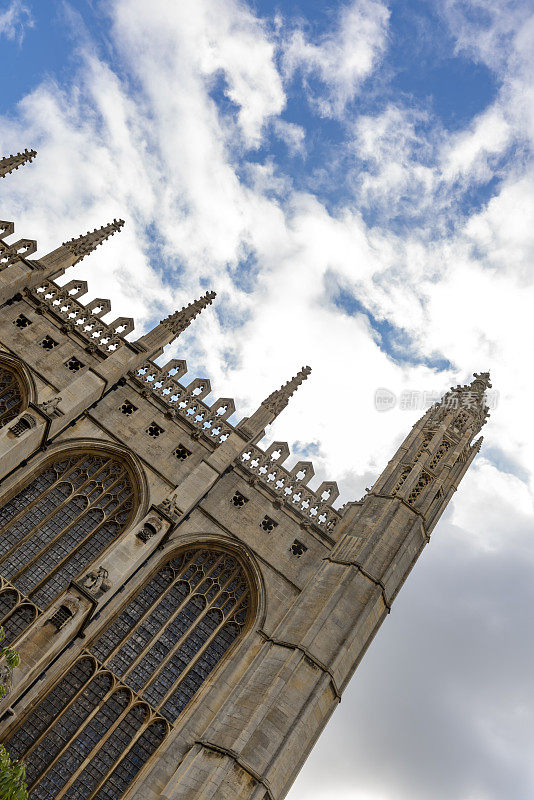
[162,291,217,335]
[262,366,312,415]
[469,371,492,392]
[62,219,125,265]
[0,148,37,178]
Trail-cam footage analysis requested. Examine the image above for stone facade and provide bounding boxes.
[0,152,491,800]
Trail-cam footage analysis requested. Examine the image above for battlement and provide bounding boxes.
[0,220,38,268]
[30,278,135,355]
[239,441,341,534]
[132,358,236,446]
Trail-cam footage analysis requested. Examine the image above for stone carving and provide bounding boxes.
[8,413,37,437]
[38,396,62,417]
[137,517,163,542]
[261,366,312,415]
[82,567,111,597]
[158,496,183,522]
[239,442,340,533]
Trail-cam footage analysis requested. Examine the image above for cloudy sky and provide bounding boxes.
[1,0,534,798]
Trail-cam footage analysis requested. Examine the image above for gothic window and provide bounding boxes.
[260,515,277,532]
[232,491,248,507]
[40,335,58,350]
[146,422,164,438]
[13,314,31,328]
[428,439,452,471]
[407,471,433,505]
[3,656,168,800]
[65,356,84,372]
[0,451,135,632]
[3,548,251,799]
[0,364,25,428]
[0,584,39,645]
[290,539,307,557]
[173,443,191,461]
[90,548,250,722]
[454,410,470,433]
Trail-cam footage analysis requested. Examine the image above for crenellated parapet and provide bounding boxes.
[238,440,341,534]
[0,222,37,269]
[29,278,135,356]
[0,217,126,307]
[132,358,236,446]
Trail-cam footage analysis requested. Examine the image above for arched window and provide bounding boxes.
[0,363,25,428]
[90,547,250,721]
[3,547,252,799]
[3,656,168,800]
[0,450,135,640]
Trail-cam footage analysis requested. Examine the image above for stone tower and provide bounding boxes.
[0,152,490,800]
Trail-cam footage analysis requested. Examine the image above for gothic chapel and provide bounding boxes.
[0,150,490,800]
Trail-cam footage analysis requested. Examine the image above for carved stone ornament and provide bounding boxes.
[158,496,182,521]
[8,413,37,437]
[82,566,111,597]
[38,396,62,417]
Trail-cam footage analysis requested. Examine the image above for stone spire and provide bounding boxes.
[262,366,312,415]
[61,219,125,265]
[135,291,216,357]
[439,370,492,434]
[0,148,37,178]
[366,369,491,535]
[34,219,125,280]
[237,366,312,441]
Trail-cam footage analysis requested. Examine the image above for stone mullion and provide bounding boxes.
[0,584,21,625]
[25,490,133,605]
[0,371,22,427]
[85,708,169,800]
[0,456,115,564]
[134,565,243,694]
[90,565,187,666]
[29,670,119,793]
[0,455,84,539]
[154,592,249,714]
[89,554,221,667]
[14,656,99,767]
[4,466,124,592]
[52,690,137,800]
[117,555,228,681]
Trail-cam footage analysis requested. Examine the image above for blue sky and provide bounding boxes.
[2,1,534,799]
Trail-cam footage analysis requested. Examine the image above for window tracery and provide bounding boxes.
[3,657,167,800]
[0,364,25,428]
[90,547,250,722]
[0,451,135,641]
[3,547,251,799]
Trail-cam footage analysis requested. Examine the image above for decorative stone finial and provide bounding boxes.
[135,291,216,357]
[262,366,312,415]
[62,219,125,265]
[0,148,37,178]
[160,291,217,336]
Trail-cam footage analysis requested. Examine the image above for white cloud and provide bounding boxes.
[2,0,534,798]
[282,0,390,117]
[0,0,33,43]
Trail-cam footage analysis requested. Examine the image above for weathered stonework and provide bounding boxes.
[0,154,491,800]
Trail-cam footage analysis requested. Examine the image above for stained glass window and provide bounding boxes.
[3,548,251,799]
[0,452,135,642]
[90,547,250,722]
[3,657,167,800]
[0,364,24,428]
